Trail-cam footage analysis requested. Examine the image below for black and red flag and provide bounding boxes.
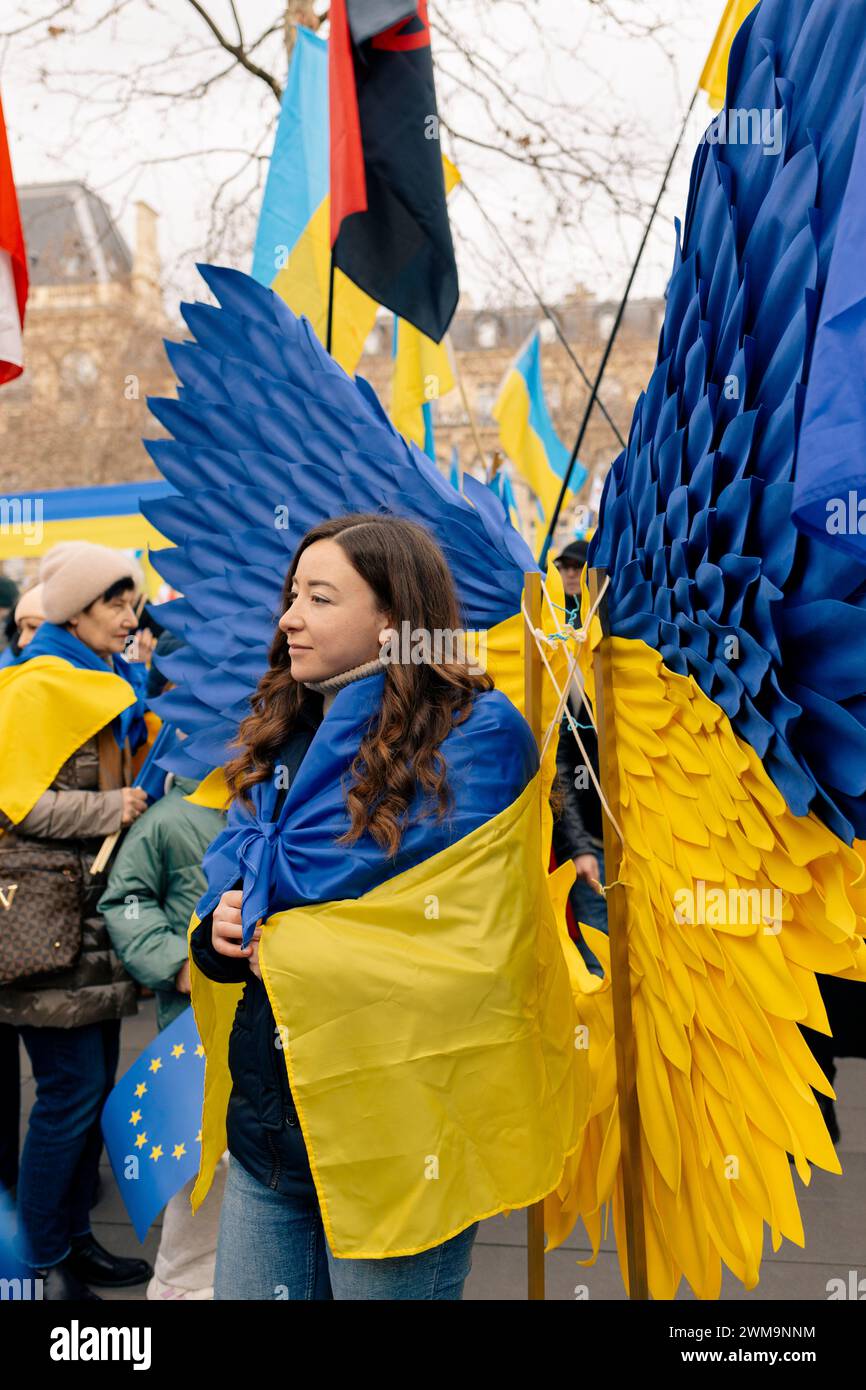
[329,0,458,343]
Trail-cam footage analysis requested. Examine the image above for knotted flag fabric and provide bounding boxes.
[571,0,866,1297]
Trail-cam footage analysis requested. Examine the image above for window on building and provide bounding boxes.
[475,315,501,349]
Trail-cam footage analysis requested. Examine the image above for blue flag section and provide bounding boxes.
[101,1006,205,1242]
[794,86,866,564]
[132,720,179,804]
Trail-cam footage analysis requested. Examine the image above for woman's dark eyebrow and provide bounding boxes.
[295,579,338,590]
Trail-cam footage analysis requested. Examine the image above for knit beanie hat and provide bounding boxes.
[14,582,45,625]
[39,542,144,624]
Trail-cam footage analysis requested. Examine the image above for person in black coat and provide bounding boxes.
[549,541,608,977]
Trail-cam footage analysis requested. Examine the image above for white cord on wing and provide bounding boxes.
[522,573,625,846]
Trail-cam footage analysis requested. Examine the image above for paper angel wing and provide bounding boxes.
[550,0,866,1298]
[141,263,537,782]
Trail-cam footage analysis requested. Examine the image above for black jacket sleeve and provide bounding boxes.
[551,708,603,862]
[189,880,251,984]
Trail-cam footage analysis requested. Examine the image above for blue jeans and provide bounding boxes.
[214,1154,479,1300]
[570,848,607,978]
[16,1019,120,1267]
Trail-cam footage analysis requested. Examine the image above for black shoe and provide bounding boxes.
[34,1258,102,1301]
[67,1234,153,1289]
[817,1091,841,1145]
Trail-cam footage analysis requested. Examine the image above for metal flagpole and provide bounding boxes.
[326,248,337,355]
[522,568,546,1300]
[588,565,648,1298]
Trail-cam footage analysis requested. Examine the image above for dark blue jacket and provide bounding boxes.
[189,698,321,1199]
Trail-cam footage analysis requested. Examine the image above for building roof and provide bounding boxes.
[17,180,133,286]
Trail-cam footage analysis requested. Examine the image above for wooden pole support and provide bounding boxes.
[587,565,648,1300]
[523,569,546,1301]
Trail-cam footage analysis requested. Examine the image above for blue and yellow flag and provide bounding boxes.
[0,627,142,826]
[101,1006,205,1241]
[0,482,172,597]
[188,671,588,1258]
[251,26,378,376]
[493,330,584,531]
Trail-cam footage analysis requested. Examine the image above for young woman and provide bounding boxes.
[189,512,567,1301]
[0,541,153,1300]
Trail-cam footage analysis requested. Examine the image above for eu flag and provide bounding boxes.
[101,1005,206,1242]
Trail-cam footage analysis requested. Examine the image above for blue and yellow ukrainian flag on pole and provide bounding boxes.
[251,26,378,376]
[492,329,585,533]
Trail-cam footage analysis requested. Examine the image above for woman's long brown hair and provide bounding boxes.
[224,513,494,856]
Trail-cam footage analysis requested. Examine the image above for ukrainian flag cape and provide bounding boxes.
[188,674,590,1257]
[0,624,141,827]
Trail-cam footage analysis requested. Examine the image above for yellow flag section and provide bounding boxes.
[0,656,136,826]
[188,771,591,1256]
[699,0,761,110]
[545,628,866,1298]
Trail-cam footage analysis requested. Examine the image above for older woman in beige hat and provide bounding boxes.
[0,541,155,1300]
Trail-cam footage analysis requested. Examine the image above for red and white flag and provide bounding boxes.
[0,91,28,385]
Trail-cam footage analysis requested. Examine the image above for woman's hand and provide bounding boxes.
[572,853,601,889]
[211,890,254,961]
[247,927,263,980]
[121,786,149,825]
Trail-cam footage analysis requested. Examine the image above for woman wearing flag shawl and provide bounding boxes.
[189,513,585,1301]
[0,541,153,1299]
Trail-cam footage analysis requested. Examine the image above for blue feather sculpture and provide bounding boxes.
[589,0,866,844]
[143,264,538,779]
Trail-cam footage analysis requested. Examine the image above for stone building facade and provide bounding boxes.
[357,289,664,547]
[0,182,174,493]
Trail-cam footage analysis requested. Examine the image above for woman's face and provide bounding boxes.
[67,588,139,660]
[278,538,391,684]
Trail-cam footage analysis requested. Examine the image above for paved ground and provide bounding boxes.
[17,999,866,1301]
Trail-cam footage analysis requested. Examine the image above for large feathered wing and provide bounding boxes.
[142,261,539,788]
[547,0,866,1298]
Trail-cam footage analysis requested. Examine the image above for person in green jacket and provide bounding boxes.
[98,772,226,1298]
